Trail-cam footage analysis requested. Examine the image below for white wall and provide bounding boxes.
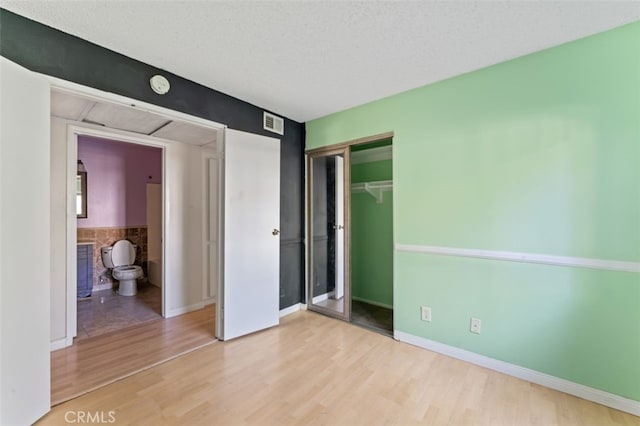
[163,136,210,316]
[50,117,217,348]
[1,57,51,425]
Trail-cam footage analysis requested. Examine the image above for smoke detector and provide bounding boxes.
[150,75,170,95]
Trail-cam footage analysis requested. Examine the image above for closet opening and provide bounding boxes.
[306,132,393,336]
[350,138,393,336]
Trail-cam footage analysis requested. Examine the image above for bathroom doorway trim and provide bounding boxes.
[65,123,169,338]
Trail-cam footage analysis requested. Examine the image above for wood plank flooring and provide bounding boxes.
[40,310,639,425]
[51,304,216,405]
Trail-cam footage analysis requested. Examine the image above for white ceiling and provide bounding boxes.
[4,1,640,122]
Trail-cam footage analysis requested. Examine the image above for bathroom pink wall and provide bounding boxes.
[77,136,162,228]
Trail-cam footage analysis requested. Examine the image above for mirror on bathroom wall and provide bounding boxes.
[76,171,87,218]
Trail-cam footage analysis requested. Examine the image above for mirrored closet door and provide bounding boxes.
[307,147,350,321]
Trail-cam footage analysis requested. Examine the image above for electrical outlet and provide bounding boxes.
[470,317,481,334]
[421,306,432,322]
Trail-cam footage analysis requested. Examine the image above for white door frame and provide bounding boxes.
[43,75,226,348]
[64,123,169,340]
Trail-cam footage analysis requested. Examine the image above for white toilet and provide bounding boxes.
[101,240,143,296]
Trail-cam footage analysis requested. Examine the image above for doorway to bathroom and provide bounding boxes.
[75,135,163,340]
[49,86,222,404]
[50,82,223,403]
[51,87,222,348]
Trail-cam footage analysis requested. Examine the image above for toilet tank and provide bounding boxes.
[101,246,115,268]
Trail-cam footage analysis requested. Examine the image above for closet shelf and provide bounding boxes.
[351,180,393,204]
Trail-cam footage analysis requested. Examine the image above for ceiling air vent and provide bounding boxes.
[263,112,284,135]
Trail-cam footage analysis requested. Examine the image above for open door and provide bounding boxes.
[334,155,345,300]
[216,129,280,340]
[0,58,51,423]
[307,148,351,321]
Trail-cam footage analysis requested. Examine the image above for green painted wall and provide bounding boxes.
[306,23,640,401]
[351,160,393,306]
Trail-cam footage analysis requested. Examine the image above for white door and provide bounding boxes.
[217,129,280,340]
[0,58,51,424]
[146,183,162,287]
[203,155,217,300]
[334,156,345,299]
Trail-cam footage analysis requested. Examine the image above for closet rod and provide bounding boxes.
[351,180,393,203]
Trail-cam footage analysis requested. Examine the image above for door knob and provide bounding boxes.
[337,225,344,230]
[272,229,280,236]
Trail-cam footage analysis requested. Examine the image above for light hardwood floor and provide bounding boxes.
[41,310,639,425]
[51,304,216,405]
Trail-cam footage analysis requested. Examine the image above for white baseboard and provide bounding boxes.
[165,298,215,318]
[50,337,70,352]
[395,331,640,417]
[279,303,302,318]
[352,296,393,309]
[312,291,334,304]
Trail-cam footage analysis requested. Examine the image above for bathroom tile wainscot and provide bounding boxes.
[77,226,148,292]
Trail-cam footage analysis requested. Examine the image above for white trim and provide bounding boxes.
[66,126,78,341]
[50,338,69,352]
[67,121,179,149]
[352,296,393,309]
[279,303,302,318]
[351,145,392,164]
[215,131,226,339]
[165,299,215,319]
[396,244,640,273]
[395,331,640,417]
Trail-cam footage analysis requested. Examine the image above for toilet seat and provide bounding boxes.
[115,265,139,272]
[113,265,143,279]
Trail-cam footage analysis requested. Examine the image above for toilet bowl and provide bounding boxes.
[101,240,143,296]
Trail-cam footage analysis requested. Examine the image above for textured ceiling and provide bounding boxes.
[3,1,639,122]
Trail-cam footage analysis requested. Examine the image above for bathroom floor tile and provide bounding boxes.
[76,284,161,341]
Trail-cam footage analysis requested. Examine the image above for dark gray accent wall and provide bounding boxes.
[0,9,305,309]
